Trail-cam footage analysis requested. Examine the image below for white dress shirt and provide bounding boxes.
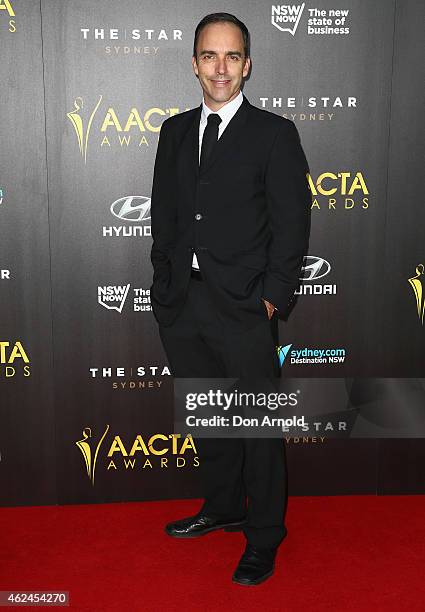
[192,91,244,270]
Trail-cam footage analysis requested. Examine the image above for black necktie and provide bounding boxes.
[200,113,222,171]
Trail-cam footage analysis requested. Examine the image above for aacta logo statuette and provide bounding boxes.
[76,425,110,486]
[0,0,16,33]
[67,95,103,164]
[408,264,425,325]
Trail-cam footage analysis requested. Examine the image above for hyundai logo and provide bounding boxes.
[300,256,331,281]
[110,196,151,222]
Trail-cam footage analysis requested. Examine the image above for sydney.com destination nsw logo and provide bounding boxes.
[277,344,346,367]
[76,426,198,485]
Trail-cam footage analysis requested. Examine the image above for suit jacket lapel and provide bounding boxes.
[201,94,250,175]
[188,104,201,179]
[177,103,201,201]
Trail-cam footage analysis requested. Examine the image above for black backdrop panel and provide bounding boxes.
[0,0,55,505]
[0,0,423,506]
[377,0,425,495]
[381,0,425,376]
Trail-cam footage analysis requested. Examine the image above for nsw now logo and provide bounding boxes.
[98,285,130,313]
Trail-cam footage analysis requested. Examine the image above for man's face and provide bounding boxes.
[192,22,250,111]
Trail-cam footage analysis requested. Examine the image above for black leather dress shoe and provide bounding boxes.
[165,513,246,538]
[232,544,278,586]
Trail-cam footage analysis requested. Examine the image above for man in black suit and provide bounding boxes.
[150,13,311,585]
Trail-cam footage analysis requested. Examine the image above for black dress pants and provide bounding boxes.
[158,275,288,548]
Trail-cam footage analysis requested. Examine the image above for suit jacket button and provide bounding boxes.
[195,213,202,221]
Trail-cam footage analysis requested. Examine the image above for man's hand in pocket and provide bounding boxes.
[262,298,276,320]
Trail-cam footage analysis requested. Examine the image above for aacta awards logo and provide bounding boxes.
[0,0,16,33]
[408,264,425,325]
[76,426,198,486]
[67,95,188,161]
[0,341,30,378]
[308,171,369,211]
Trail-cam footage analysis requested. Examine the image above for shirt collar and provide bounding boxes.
[201,91,244,126]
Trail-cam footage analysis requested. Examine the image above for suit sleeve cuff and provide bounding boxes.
[262,274,296,315]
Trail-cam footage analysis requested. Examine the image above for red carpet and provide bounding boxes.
[1,496,424,611]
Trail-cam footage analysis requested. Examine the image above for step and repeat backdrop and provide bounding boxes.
[0,0,424,506]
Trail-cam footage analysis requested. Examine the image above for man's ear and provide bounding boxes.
[243,57,251,78]
[192,56,199,77]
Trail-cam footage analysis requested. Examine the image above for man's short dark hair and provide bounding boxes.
[193,13,250,59]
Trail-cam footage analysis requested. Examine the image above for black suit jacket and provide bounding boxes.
[150,94,311,330]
